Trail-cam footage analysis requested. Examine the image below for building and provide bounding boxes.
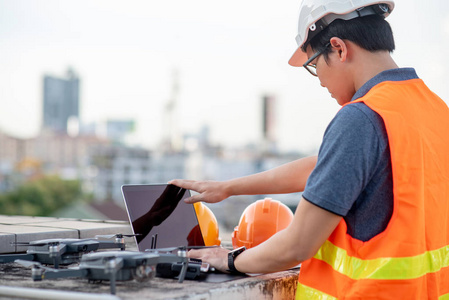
[0,129,109,192]
[42,68,80,134]
[87,145,154,204]
[261,94,277,154]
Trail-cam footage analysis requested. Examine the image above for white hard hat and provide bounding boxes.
[288,0,395,66]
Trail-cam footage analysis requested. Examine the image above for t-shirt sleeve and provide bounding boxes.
[302,103,383,216]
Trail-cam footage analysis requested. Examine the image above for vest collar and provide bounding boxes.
[351,68,419,102]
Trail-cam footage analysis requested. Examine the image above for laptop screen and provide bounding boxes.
[122,184,205,251]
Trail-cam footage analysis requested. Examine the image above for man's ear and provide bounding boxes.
[329,37,348,62]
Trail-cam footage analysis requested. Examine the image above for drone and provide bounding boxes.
[15,247,211,295]
[1,234,138,268]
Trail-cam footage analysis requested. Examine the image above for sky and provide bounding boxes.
[1,0,448,153]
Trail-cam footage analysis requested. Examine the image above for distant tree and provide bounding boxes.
[0,175,83,216]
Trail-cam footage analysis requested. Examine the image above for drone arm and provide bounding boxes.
[0,254,34,264]
[97,242,125,251]
[39,268,88,281]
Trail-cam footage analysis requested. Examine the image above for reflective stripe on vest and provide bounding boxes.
[314,240,449,280]
[296,283,449,300]
[296,284,337,300]
[297,79,449,299]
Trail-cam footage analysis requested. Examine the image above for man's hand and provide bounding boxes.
[168,179,229,204]
[187,247,230,273]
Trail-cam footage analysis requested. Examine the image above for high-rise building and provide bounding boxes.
[262,94,277,153]
[42,68,80,134]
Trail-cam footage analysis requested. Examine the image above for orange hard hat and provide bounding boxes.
[232,198,293,249]
[193,202,221,246]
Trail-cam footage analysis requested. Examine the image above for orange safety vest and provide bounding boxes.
[296,78,449,299]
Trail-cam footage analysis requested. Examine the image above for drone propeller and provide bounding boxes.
[95,233,141,239]
[12,239,73,248]
[12,241,53,247]
[145,247,179,253]
[11,240,66,268]
[145,245,219,253]
[14,259,41,268]
[187,245,219,250]
[14,259,53,271]
[11,242,31,246]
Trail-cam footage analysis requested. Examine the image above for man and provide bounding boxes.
[170,0,449,298]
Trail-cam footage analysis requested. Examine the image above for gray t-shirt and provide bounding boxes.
[302,68,419,242]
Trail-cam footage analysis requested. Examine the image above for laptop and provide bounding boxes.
[122,184,248,283]
[122,184,205,251]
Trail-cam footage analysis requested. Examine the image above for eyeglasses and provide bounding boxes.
[303,43,330,77]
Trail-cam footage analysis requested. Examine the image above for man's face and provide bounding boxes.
[305,44,355,106]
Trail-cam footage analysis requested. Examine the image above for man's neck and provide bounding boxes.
[352,51,398,91]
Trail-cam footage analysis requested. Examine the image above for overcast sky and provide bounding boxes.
[1,0,448,153]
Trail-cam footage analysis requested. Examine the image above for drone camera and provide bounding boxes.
[132,265,156,282]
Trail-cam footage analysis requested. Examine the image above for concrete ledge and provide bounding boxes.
[19,220,132,239]
[183,270,299,300]
[0,215,132,253]
[0,233,15,253]
[0,215,61,225]
[0,225,78,252]
[0,261,299,300]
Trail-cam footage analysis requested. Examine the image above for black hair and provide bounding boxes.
[304,14,395,61]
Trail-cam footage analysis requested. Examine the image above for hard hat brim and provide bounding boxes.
[288,46,308,67]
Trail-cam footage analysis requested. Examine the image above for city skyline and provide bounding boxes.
[1,0,448,154]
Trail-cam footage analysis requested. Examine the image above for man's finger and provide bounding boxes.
[184,194,203,204]
[187,249,203,259]
[169,179,196,189]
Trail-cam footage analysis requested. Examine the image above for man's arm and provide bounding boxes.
[188,197,342,273]
[170,155,317,204]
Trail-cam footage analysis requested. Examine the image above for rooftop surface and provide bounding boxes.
[0,216,299,299]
